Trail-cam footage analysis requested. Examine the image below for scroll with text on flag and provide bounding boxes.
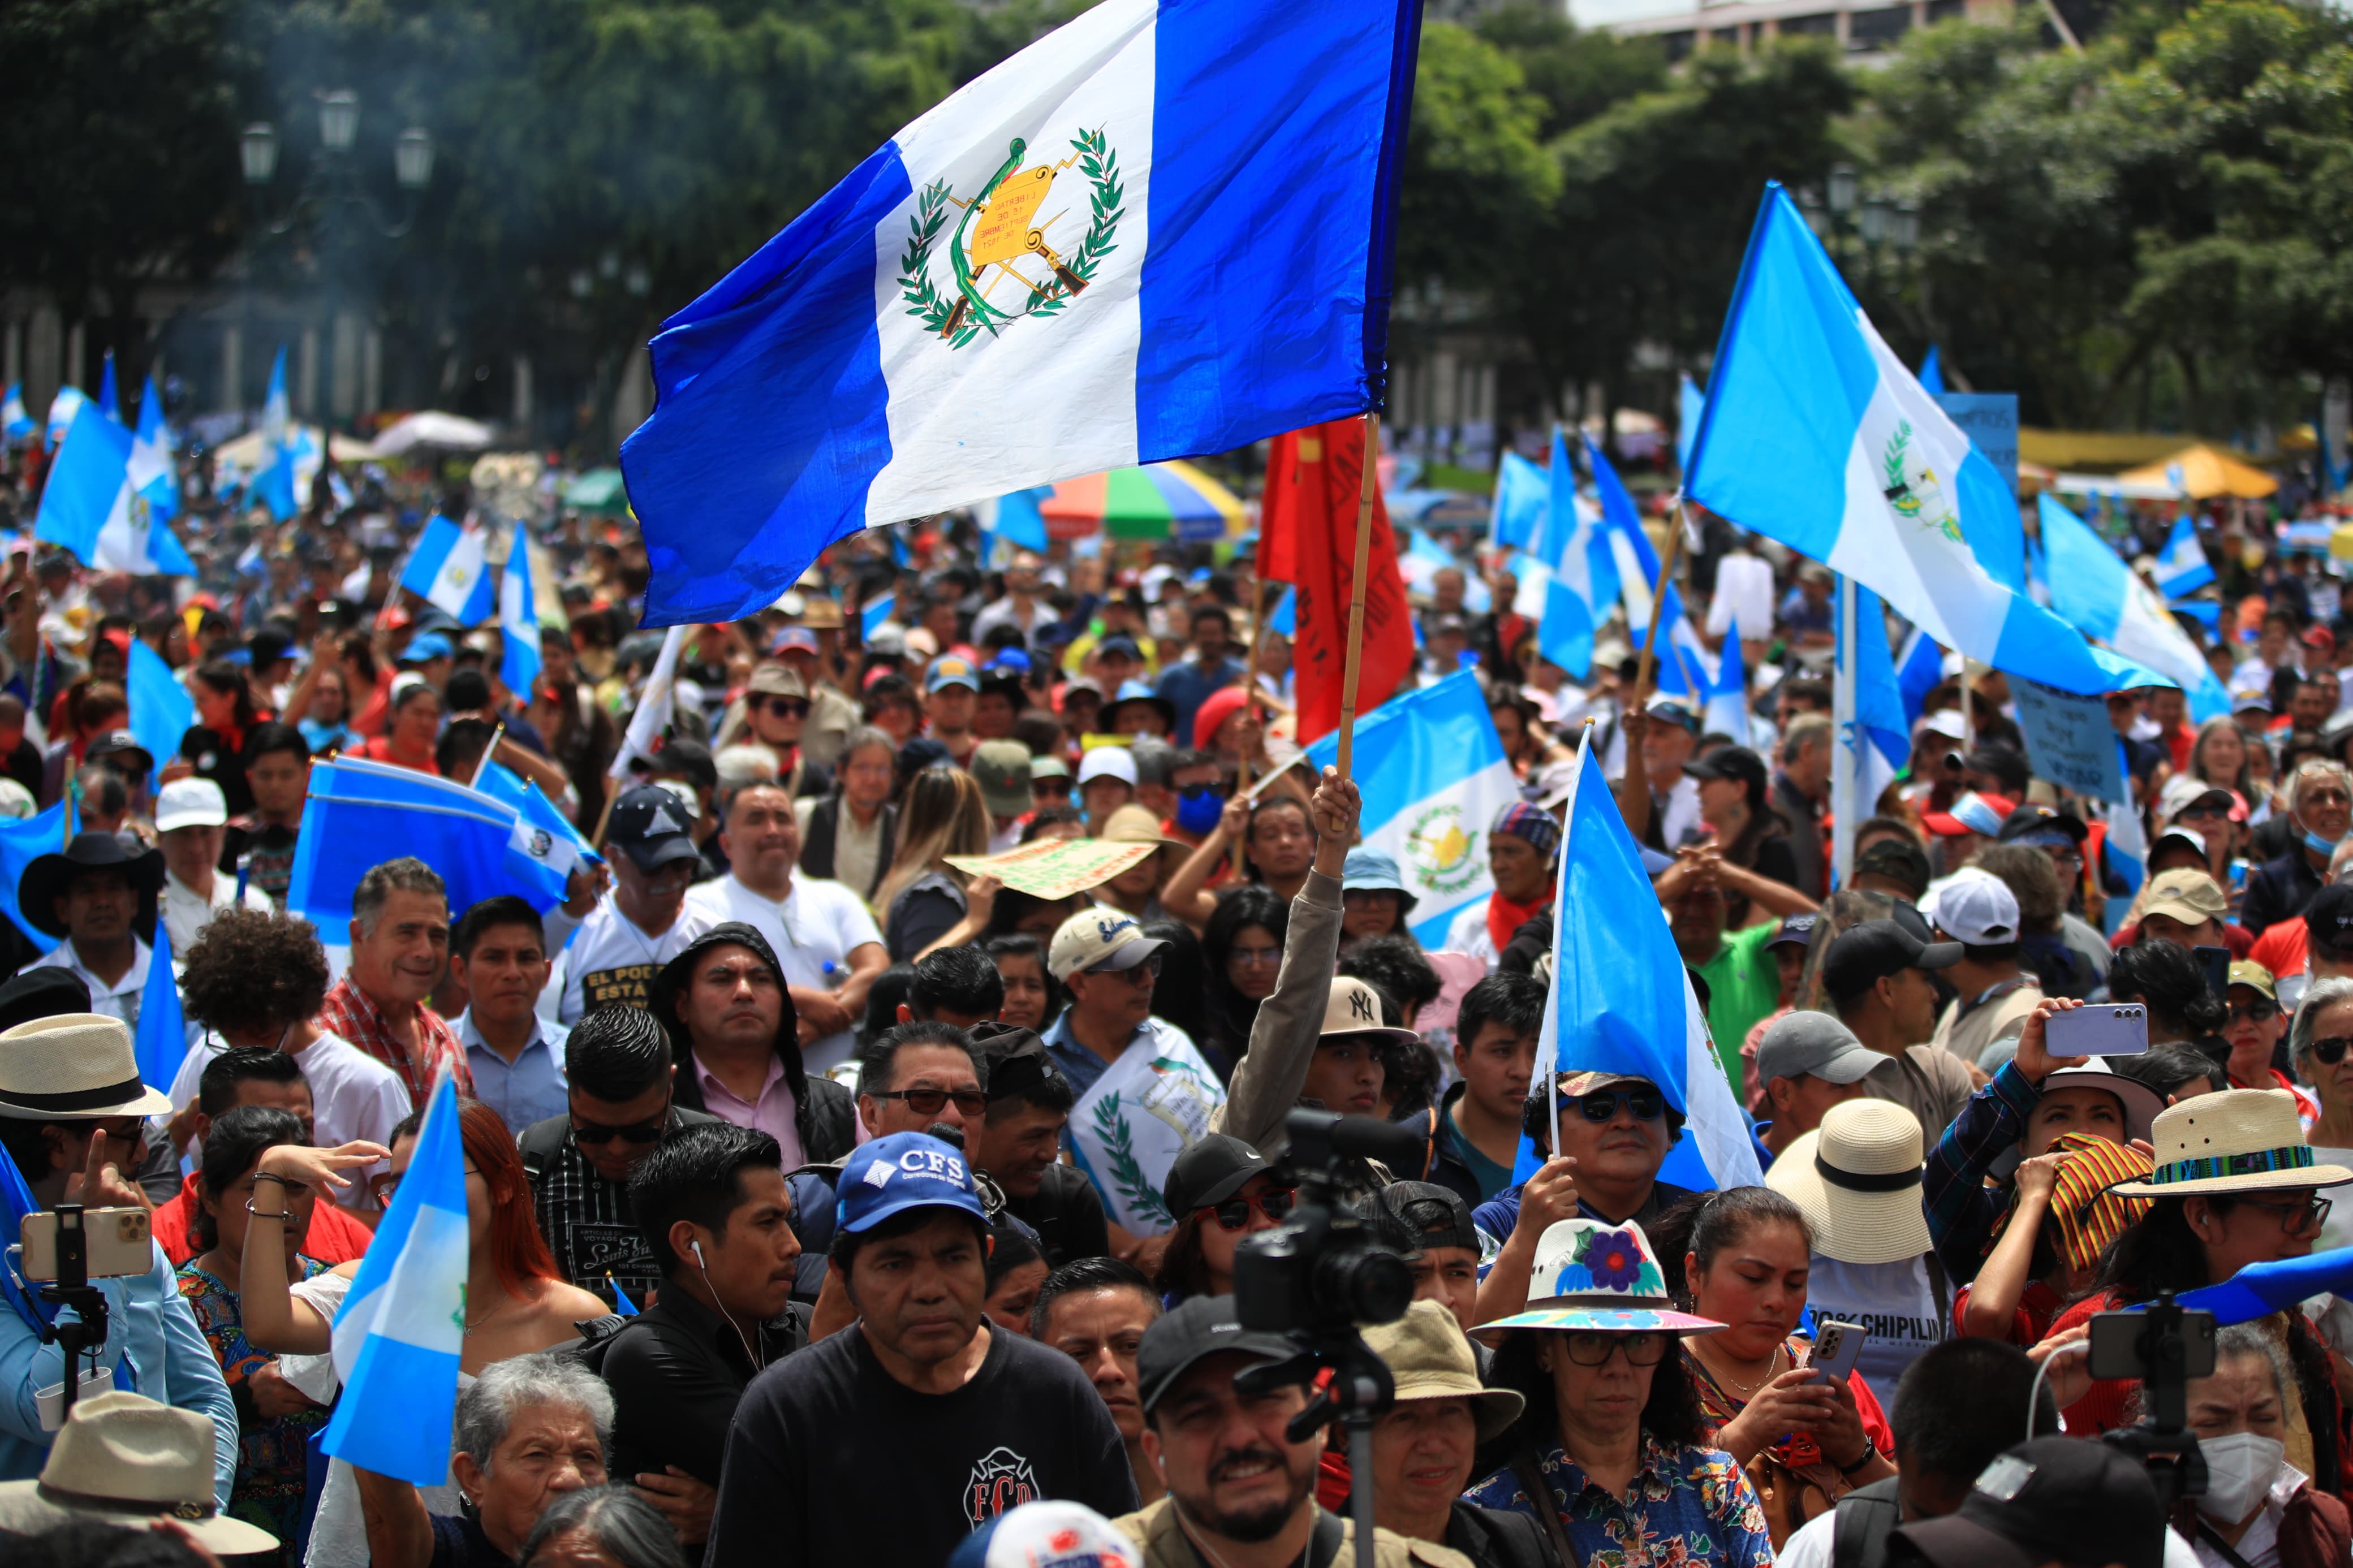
[619,0,1424,624]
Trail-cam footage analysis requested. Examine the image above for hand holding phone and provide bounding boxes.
[2043,1002,2150,1057]
[1809,1320,1869,1384]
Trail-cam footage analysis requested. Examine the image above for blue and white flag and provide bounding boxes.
[988,486,1051,556]
[400,515,495,624]
[0,795,75,952]
[127,638,193,787]
[287,757,568,930]
[132,919,187,1092]
[1,385,32,443]
[1303,672,1519,948]
[1538,733,1762,1193]
[619,0,1424,624]
[33,403,196,576]
[1703,621,1751,742]
[1593,437,1712,697]
[1269,584,1296,637]
[96,354,122,426]
[1513,431,1608,679]
[861,592,898,640]
[1846,585,1912,808]
[1918,344,1945,395]
[1895,624,1942,729]
[1402,532,1489,613]
[44,386,86,448]
[324,1074,468,1487]
[2037,494,2228,721]
[475,758,596,896]
[0,1141,51,1331]
[128,374,178,522]
[2101,784,2148,938]
[1677,373,1705,474]
[253,349,300,522]
[499,537,542,694]
[1491,450,1546,552]
[2154,514,2215,597]
[1686,185,2156,699]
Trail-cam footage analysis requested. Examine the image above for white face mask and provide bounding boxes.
[2197,1431,2286,1523]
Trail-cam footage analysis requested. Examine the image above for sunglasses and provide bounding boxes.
[2229,999,2279,1024]
[2312,1036,2353,1066]
[1561,1330,1672,1367]
[1032,779,1073,800]
[1210,1186,1297,1231]
[572,1115,668,1146]
[2236,1193,2333,1231]
[873,1086,990,1118]
[1574,1088,1666,1123]
[1179,783,1225,800]
[761,697,811,719]
[1094,953,1165,984]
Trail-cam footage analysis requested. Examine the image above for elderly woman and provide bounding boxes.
[2156,1324,2353,1567]
[2243,759,2353,935]
[519,1486,687,1568]
[1466,1218,1774,1566]
[356,1352,614,1568]
[2290,978,2353,1272]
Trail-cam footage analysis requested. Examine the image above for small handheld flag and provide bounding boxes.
[499,536,542,694]
[133,921,187,1092]
[400,516,496,625]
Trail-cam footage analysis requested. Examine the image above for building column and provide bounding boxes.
[330,311,361,419]
[512,353,533,430]
[3,318,18,388]
[26,306,60,416]
[613,347,653,447]
[362,329,382,418]
[64,321,84,392]
[298,327,320,419]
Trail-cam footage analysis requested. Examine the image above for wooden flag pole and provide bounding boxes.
[1631,502,1690,702]
[1335,411,1383,781]
[1232,585,1268,881]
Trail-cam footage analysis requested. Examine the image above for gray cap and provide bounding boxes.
[1755,1012,1883,1087]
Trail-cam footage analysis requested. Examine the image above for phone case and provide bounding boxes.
[2044,1003,2151,1056]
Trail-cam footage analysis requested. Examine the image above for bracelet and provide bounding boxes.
[244,1200,291,1221]
[1837,1440,1878,1475]
[251,1172,291,1187]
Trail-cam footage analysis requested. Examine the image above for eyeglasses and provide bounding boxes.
[1574,1088,1666,1123]
[2311,1036,2353,1066]
[761,697,811,719]
[1209,1186,1296,1231]
[2229,999,2279,1024]
[1229,945,1282,969]
[2235,1194,2332,1231]
[1032,780,1073,800]
[1094,954,1164,984]
[572,1115,668,1146]
[873,1086,989,1118]
[1561,1330,1672,1367]
[1179,783,1225,801]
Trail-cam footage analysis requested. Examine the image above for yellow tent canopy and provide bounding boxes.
[2115,444,2277,500]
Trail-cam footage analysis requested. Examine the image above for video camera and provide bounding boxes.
[2088,1292,2217,1511]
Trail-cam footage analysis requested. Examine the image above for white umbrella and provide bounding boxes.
[373,411,497,455]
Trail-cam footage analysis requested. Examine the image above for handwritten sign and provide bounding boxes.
[945,836,1158,900]
[2012,677,2127,804]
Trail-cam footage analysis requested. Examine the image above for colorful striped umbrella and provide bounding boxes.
[1036,460,1246,543]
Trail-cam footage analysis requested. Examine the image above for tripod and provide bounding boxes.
[36,1205,113,1427]
[1234,1328,1395,1568]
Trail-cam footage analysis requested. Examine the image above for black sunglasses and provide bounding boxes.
[1211,1186,1296,1231]
[2311,1036,2353,1066]
[873,1086,989,1118]
[1575,1088,1666,1123]
[2230,999,2279,1024]
[761,697,811,719]
[572,1116,667,1146]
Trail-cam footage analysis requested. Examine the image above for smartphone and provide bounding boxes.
[1809,1320,1869,1383]
[19,1207,154,1281]
[2044,1002,2150,1057]
[2088,1306,2217,1383]
[2195,944,2231,1003]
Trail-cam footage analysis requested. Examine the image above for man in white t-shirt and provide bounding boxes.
[154,778,273,955]
[678,779,887,1073]
[551,785,703,1022]
[170,904,410,1205]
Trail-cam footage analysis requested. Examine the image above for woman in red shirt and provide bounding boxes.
[359,676,442,775]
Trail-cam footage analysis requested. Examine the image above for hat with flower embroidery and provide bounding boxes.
[1469,1217,1725,1339]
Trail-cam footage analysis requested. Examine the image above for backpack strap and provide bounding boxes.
[1831,1476,1903,1568]
[1510,1449,1578,1568]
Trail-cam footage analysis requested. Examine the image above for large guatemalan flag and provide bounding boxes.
[620,0,1423,624]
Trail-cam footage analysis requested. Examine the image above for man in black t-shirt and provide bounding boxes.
[705,1131,1137,1568]
[972,1022,1110,1267]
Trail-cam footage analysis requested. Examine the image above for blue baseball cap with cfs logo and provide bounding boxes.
[836,1131,989,1234]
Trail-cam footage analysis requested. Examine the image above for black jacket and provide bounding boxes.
[604,1288,811,1488]
[649,920,857,1164]
[796,792,895,902]
[1423,1081,1490,1214]
[1447,1501,1561,1568]
[2243,847,2325,936]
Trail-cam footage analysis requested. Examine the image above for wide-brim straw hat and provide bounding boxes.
[2109,1087,2353,1199]
[1361,1301,1526,1441]
[0,1391,277,1555]
[1766,1100,1932,1266]
[0,1012,173,1119]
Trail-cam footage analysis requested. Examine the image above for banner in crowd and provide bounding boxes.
[945,836,1154,900]
[1066,1032,1227,1236]
[1262,417,1413,742]
[619,0,1424,623]
[1304,671,1518,949]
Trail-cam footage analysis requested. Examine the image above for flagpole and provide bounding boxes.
[470,723,505,790]
[1632,503,1691,701]
[1833,573,1859,888]
[1335,411,1382,781]
[1234,585,1268,880]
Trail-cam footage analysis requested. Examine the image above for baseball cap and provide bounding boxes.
[1755,1012,1883,1087]
[1931,873,2020,945]
[1097,634,1143,662]
[834,1131,988,1236]
[1823,919,1963,1005]
[2158,772,2241,822]
[1921,791,2014,837]
[1994,803,2088,847]
[154,777,228,835]
[970,741,1033,817]
[926,655,980,693]
[770,627,820,658]
[1852,838,1931,899]
[1683,745,1767,796]
[1889,1436,2166,1568]
[1920,709,1967,741]
[605,784,702,873]
[2139,866,2227,927]
[1077,746,1138,787]
[1163,1133,1275,1215]
[1645,696,1700,733]
[400,631,454,664]
[947,1503,1139,1568]
[2149,824,2208,865]
[1029,755,1071,783]
[1359,1181,1480,1257]
[1046,907,1168,982]
[1135,1296,1296,1415]
[2309,883,2353,960]
[83,729,154,777]
[746,663,808,699]
[1764,912,1820,952]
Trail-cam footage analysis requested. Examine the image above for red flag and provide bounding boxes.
[1266,418,1412,745]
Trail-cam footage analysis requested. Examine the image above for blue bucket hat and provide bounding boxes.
[1342,846,1417,914]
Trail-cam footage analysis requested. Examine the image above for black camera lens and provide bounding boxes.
[1322,1245,1414,1327]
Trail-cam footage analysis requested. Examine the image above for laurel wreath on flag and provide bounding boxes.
[899,128,1124,348]
[1091,1090,1173,1226]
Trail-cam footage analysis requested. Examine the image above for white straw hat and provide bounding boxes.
[0,1390,277,1554]
[1766,1099,1932,1265]
[0,1012,172,1119]
[2108,1087,2353,1199]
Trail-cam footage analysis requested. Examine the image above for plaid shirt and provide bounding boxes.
[527,1117,699,1308]
[1921,1059,2040,1282]
[317,977,472,1106]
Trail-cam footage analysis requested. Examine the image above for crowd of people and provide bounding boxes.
[0,447,2350,1568]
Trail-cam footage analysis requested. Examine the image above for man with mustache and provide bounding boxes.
[1114,1295,1472,1566]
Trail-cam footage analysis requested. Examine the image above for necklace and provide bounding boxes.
[1694,1338,1783,1401]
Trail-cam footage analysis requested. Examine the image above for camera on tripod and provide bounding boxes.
[2088,1291,2217,1510]
[1231,1110,1416,1339]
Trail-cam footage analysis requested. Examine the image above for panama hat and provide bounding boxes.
[1471,1217,1725,1338]
[1362,1301,1525,1441]
[1766,1099,1932,1265]
[2108,1088,2353,1199]
[0,1390,277,1555]
[0,1013,174,1119]
[16,831,164,940]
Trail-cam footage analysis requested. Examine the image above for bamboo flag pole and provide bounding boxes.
[1631,502,1691,702]
[1233,585,1268,880]
[1335,411,1383,781]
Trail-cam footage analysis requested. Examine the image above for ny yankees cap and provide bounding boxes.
[605,784,702,874]
[835,1131,989,1235]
